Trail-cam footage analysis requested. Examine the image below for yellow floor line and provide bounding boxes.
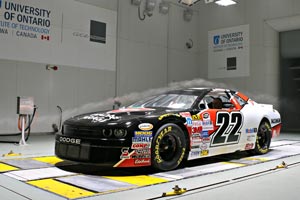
[32,156,64,165]
[27,179,95,199]
[0,163,19,172]
[104,175,168,186]
[243,157,269,162]
[221,162,246,167]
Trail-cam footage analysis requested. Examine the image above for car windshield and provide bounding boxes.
[128,94,198,109]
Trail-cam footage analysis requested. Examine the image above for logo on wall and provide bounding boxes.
[213,35,220,45]
[90,20,106,44]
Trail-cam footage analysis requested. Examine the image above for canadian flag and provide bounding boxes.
[41,35,50,41]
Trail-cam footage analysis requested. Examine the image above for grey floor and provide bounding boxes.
[0,133,299,200]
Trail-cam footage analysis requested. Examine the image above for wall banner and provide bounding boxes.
[0,0,51,40]
[208,24,250,79]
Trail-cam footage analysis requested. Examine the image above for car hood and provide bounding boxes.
[64,107,173,127]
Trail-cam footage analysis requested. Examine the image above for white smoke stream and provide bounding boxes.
[0,78,280,133]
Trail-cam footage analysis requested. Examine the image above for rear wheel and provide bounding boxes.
[252,121,272,155]
[152,123,187,171]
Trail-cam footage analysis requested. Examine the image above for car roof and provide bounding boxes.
[166,88,212,96]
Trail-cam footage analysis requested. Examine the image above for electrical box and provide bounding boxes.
[17,96,34,115]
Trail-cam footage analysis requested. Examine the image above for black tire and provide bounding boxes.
[251,121,272,155]
[152,123,187,171]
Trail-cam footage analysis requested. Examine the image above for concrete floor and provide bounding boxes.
[0,132,299,200]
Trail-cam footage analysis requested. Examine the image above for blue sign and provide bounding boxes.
[213,35,220,45]
[201,131,209,138]
[0,0,2,8]
[186,117,192,126]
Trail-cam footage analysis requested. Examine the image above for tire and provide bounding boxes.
[152,123,187,171]
[252,121,272,155]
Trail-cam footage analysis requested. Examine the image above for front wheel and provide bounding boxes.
[152,123,187,171]
[251,121,272,155]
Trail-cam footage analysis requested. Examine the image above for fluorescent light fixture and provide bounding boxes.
[178,0,201,6]
[215,0,236,6]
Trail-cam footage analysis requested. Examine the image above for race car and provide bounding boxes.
[55,88,281,171]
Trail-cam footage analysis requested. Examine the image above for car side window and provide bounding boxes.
[233,94,247,107]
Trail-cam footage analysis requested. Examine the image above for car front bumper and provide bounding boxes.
[55,133,129,166]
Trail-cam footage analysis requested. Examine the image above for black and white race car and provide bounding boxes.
[55,88,281,171]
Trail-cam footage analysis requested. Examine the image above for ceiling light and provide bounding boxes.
[178,0,201,6]
[215,0,237,6]
[145,0,156,17]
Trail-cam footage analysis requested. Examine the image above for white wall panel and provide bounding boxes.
[0,60,17,133]
[118,39,167,95]
[168,50,200,82]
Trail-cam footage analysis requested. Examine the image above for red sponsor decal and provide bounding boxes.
[180,112,191,118]
[245,143,254,150]
[131,143,150,149]
[134,158,151,165]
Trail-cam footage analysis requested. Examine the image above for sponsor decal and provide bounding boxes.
[245,143,254,150]
[138,123,153,131]
[135,149,151,155]
[186,117,193,126]
[201,131,209,138]
[131,154,151,159]
[134,131,152,137]
[82,113,120,123]
[191,140,201,146]
[202,137,211,143]
[271,118,281,124]
[120,147,130,159]
[201,150,209,156]
[190,151,200,158]
[134,158,151,165]
[180,112,191,118]
[245,128,257,134]
[247,135,256,141]
[59,137,81,145]
[132,137,152,143]
[202,120,214,131]
[193,120,202,126]
[192,114,201,120]
[191,145,200,150]
[200,143,208,150]
[203,112,210,119]
[131,143,150,149]
[192,126,202,134]
[158,113,180,120]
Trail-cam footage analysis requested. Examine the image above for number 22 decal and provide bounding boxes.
[211,112,243,147]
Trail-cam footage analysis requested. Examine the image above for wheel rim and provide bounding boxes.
[257,125,269,149]
[159,133,178,161]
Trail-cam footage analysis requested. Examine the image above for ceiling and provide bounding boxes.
[74,0,204,11]
[74,0,118,10]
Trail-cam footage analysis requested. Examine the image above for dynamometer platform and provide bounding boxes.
[0,134,300,200]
